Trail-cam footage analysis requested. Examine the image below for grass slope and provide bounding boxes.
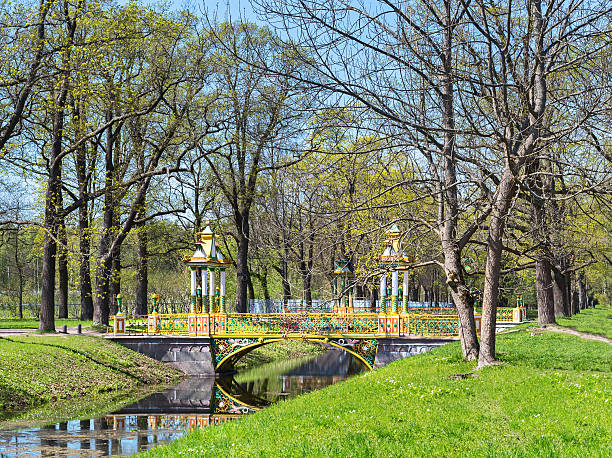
[145,326,611,457]
[235,340,324,369]
[557,305,612,339]
[0,335,180,414]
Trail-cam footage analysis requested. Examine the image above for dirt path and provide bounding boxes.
[0,326,103,338]
[543,325,611,345]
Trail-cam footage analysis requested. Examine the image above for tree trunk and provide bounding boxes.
[235,211,250,313]
[40,0,77,332]
[93,111,115,326]
[247,269,256,308]
[479,169,517,367]
[93,253,111,326]
[57,214,69,319]
[73,99,93,321]
[78,201,93,320]
[18,272,23,320]
[536,257,555,325]
[110,248,120,316]
[578,273,587,310]
[566,272,574,316]
[298,240,313,308]
[40,183,58,331]
[135,220,148,315]
[552,267,569,318]
[443,253,479,361]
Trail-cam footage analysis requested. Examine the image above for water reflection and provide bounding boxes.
[0,350,364,457]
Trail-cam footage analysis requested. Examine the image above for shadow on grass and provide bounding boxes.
[0,336,154,385]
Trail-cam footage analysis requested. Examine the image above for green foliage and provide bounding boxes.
[0,335,180,413]
[144,327,611,457]
[557,305,612,339]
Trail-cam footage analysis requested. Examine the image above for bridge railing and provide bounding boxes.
[108,307,526,337]
[225,313,380,336]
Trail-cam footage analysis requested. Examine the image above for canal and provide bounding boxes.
[0,349,365,456]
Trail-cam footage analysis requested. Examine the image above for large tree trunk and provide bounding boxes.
[40,0,78,332]
[78,199,93,320]
[57,213,69,319]
[73,100,94,321]
[578,272,587,310]
[443,252,479,361]
[93,111,115,326]
[261,269,270,301]
[93,251,112,326]
[109,247,120,316]
[40,174,59,331]
[479,169,517,367]
[566,272,575,316]
[235,212,250,313]
[552,266,569,318]
[247,269,256,310]
[298,239,313,307]
[536,257,555,325]
[135,219,148,315]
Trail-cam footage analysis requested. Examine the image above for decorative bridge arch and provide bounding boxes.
[212,337,379,371]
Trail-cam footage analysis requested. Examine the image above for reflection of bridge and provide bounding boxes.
[114,376,262,416]
[109,308,525,374]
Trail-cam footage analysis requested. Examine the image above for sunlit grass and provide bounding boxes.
[144,325,611,457]
[557,305,612,339]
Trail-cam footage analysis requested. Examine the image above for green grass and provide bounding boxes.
[0,335,181,415]
[557,305,612,339]
[235,339,324,369]
[144,326,611,457]
[0,319,93,329]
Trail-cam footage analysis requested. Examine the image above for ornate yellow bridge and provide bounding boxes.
[110,307,526,372]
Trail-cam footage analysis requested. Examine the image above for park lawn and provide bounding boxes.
[557,305,612,339]
[0,335,180,414]
[144,326,611,458]
[236,339,324,369]
[0,319,93,330]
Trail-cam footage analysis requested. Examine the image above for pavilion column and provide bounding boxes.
[209,268,216,313]
[190,268,197,314]
[220,269,226,313]
[196,268,203,312]
[340,277,346,313]
[196,285,202,313]
[379,274,387,314]
[391,270,399,313]
[402,271,409,313]
[333,277,338,313]
[202,268,209,314]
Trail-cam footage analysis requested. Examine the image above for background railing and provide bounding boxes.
[226,313,380,335]
[249,299,456,313]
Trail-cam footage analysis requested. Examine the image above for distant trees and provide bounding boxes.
[0,0,609,354]
[251,0,611,363]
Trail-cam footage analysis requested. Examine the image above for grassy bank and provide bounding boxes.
[557,305,611,338]
[235,339,324,369]
[0,335,180,415]
[145,326,611,457]
[0,319,92,329]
